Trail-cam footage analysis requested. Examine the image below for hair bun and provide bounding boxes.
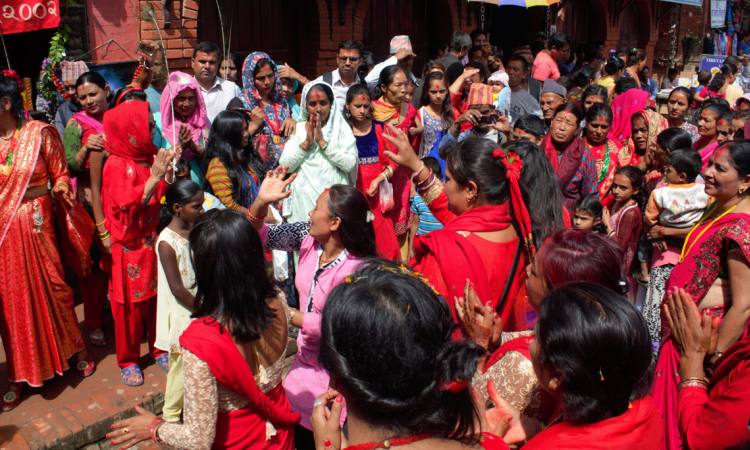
[434,340,485,393]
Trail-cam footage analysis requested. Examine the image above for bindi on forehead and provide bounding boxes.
[309,90,326,102]
[356,94,369,103]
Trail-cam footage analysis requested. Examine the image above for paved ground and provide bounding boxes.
[0,304,165,450]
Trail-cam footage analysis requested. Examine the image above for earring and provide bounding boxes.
[548,377,559,391]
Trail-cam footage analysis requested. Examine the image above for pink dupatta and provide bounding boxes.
[610,89,649,145]
[160,71,209,158]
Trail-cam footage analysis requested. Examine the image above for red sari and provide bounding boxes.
[411,202,526,336]
[102,101,167,368]
[0,121,86,386]
[180,317,299,449]
[652,212,750,450]
[678,335,750,450]
[524,396,664,449]
[372,99,417,241]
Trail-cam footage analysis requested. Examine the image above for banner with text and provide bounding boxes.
[0,0,60,35]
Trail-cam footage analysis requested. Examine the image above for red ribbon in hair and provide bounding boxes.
[439,379,469,393]
[2,70,21,90]
[492,149,536,258]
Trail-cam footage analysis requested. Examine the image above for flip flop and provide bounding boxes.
[155,353,169,373]
[120,365,144,386]
[2,385,22,412]
[77,359,96,378]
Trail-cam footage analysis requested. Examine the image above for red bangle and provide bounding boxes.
[149,417,165,443]
[246,209,267,223]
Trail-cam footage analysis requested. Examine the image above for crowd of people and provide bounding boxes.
[1,28,749,450]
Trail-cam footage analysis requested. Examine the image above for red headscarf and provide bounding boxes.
[103,100,156,163]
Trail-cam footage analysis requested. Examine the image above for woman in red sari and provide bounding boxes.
[652,141,750,450]
[0,73,94,410]
[664,289,750,450]
[63,71,111,347]
[488,283,661,449]
[372,65,416,260]
[108,210,298,449]
[101,101,172,386]
[382,127,533,336]
[583,103,620,203]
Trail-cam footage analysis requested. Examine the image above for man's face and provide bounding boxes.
[540,93,565,121]
[191,51,218,84]
[551,44,571,63]
[507,60,527,88]
[337,48,361,79]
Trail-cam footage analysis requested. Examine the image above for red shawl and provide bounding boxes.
[610,89,649,145]
[524,396,663,450]
[483,335,533,371]
[180,317,299,449]
[542,134,584,190]
[411,204,519,335]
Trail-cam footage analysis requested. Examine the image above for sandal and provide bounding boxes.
[155,353,169,373]
[88,329,107,347]
[120,365,144,386]
[77,359,96,378]
[2,384,22,412]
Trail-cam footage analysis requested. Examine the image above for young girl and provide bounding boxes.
[344,83,401,260]
[411,72,455,159]
[572,195,605,233]
[155,179,204,422]
[603,166,644,302]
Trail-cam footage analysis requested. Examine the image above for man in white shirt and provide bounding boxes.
[365,35,418,91]
[311,40,364,107]
[191,41,241,123]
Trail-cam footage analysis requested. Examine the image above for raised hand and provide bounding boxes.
[311,390,345,450]
[382,123,420,172]
[455,279,502,350]
[257,166,297,205]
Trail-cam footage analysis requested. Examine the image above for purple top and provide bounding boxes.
[259,222,364,429]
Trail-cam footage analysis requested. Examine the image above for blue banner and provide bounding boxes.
[699,54,726,72]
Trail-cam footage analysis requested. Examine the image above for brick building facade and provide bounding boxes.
[82,0,708,79]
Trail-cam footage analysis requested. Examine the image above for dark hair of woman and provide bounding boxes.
[190,209,276,341]
[701,100,731,119]
[504,140,565,247]
[581,84,609,106]
[464,60,489,83]
[536,282,651,424]
[206,110,255,195]
[0,75,23,116]
[326,184,377,258]
[604,56,624,75]
[158,179,202,233]
[419,72,454,128]
[374,64,406,100]
[614,77,638,94]
[112,86,148,107]
[553,101,584,125]
[722,140,750,179]
[708,73,726,93]
[343,83,372,124]
[253,58,274,77]
[668,86,693,106]
[443,137,508,204]
[626,48,646,66]
[570,67,594,89]
[513,114,546,138]
[307,83,335,106]
[656,128,693,154]
[540,228,623,291]
[320,259,484,442]
[584,103,613,125]
[615,165,645,208]
[75,71,107,90]
[421,60,446,79]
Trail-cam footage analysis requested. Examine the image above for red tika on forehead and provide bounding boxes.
[356,94,369,102]
[308,90,325,102]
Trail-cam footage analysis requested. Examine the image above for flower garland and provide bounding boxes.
[36,30,69,122]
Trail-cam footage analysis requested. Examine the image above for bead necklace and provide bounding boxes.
[344,433,433,450]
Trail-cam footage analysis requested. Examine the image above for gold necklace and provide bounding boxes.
[0,125,19,177]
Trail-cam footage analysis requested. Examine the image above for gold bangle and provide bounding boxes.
[95,220,106,228]
[678,380,708,390]
[412,163,426,180]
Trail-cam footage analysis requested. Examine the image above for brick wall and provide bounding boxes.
[652,3,706,77]
[138,0,199,71]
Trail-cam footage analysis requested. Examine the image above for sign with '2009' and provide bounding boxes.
[0,0,60,35]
